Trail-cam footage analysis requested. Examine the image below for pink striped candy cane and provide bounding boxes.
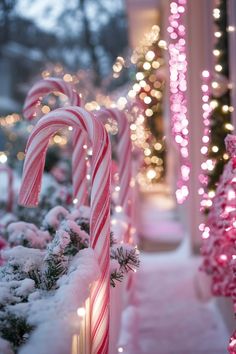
[18,106,111,354]
[0,165,13,212]
[23,78,81,120]
[96,108,132,242]
[23,78,87,206]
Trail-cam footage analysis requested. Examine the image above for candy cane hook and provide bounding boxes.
[19,106,111,354]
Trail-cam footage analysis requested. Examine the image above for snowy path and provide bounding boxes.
[133,191,229,354]
[135,247,228,354]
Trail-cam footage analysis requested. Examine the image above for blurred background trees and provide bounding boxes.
[0,0,129,113]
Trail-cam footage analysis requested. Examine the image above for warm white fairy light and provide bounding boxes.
[77,307,86,318]
[214,31,222,38]
[0,113,20,127]
[215,64,223,72]
[199,1,234,222]
[146,168,157,180]
[73,198,78,205]
[168,0,189,204]
[227,25,235,32]
[213,49,221,57]
[0,152,7,164]
[115,205,123,213]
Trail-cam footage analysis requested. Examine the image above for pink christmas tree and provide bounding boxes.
[201,134,236,296]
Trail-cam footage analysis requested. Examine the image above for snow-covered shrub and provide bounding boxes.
[0,205,139,353]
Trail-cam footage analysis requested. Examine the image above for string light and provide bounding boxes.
[115,206,123,213]
[199,70,212,215]
[168,0,189,204]
[204,0,233,199]
[128,24,166,188]
[77,307,86,318]
[0,152,7,164]
[0,113,20,127]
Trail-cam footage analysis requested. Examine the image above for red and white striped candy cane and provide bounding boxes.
[23,77,81,120]
[0,165,13,212]
[18,106,111,354]
[23,78,87,206]
[96,108,132,242]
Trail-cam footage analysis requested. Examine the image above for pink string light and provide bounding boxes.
[168,0,190,204]
[199,70,213,224]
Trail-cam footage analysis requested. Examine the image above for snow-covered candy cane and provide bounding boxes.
[0,165,13,212]
[18,106,111,354]
[23,77,87,206]
[96,108,132,242]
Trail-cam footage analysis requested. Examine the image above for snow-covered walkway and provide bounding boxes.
[134,191,229,354]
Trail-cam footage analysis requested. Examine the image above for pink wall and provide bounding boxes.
[185,0,214,252]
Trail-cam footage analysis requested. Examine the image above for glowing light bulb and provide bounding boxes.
[213,49,220,56]
[145,109,153,117]
[215,64,222,72]
[208,190,215,198]
[210,100,219,109]
[136,72,144,81]
[63,73,73,82]
[144,148,151,156]
[202,70,209,78]
[212,81,219,89]
[144,96,152,104]
[145,50,155,61]
[143,62,151,70]
[225,123,234,131]
[115,206,123,213]
[0,152,8,164]
[214,31,222,38]
[130,124,136,131]
[73,198,78,204]
[212,146,219,153]
[228,26,235,32]
[158,40,167,49]
[147,169,156,180]
[223,153,229,160]
[222,105,229,113]
[77,307,86,318]
[118,347,124,353]
[213,8,220,19]
[219,254,227,262]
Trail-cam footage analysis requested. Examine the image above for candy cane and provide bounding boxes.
[23,78,81,120]
[23,78,87,206]
[0,165,13,212]
[96,109,132,242]
[19,106,111,354]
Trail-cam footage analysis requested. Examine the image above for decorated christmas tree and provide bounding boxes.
[206,0,232,197]
[125,25,167,185]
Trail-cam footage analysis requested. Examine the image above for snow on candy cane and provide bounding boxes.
[18,106,111,354]
[96,108,132,242]
[23,77,87,206]
[0,164,14,212]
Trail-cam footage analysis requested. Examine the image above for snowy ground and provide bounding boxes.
[133,190,229,354]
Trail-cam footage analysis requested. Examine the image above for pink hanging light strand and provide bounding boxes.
[168,0,190,204]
